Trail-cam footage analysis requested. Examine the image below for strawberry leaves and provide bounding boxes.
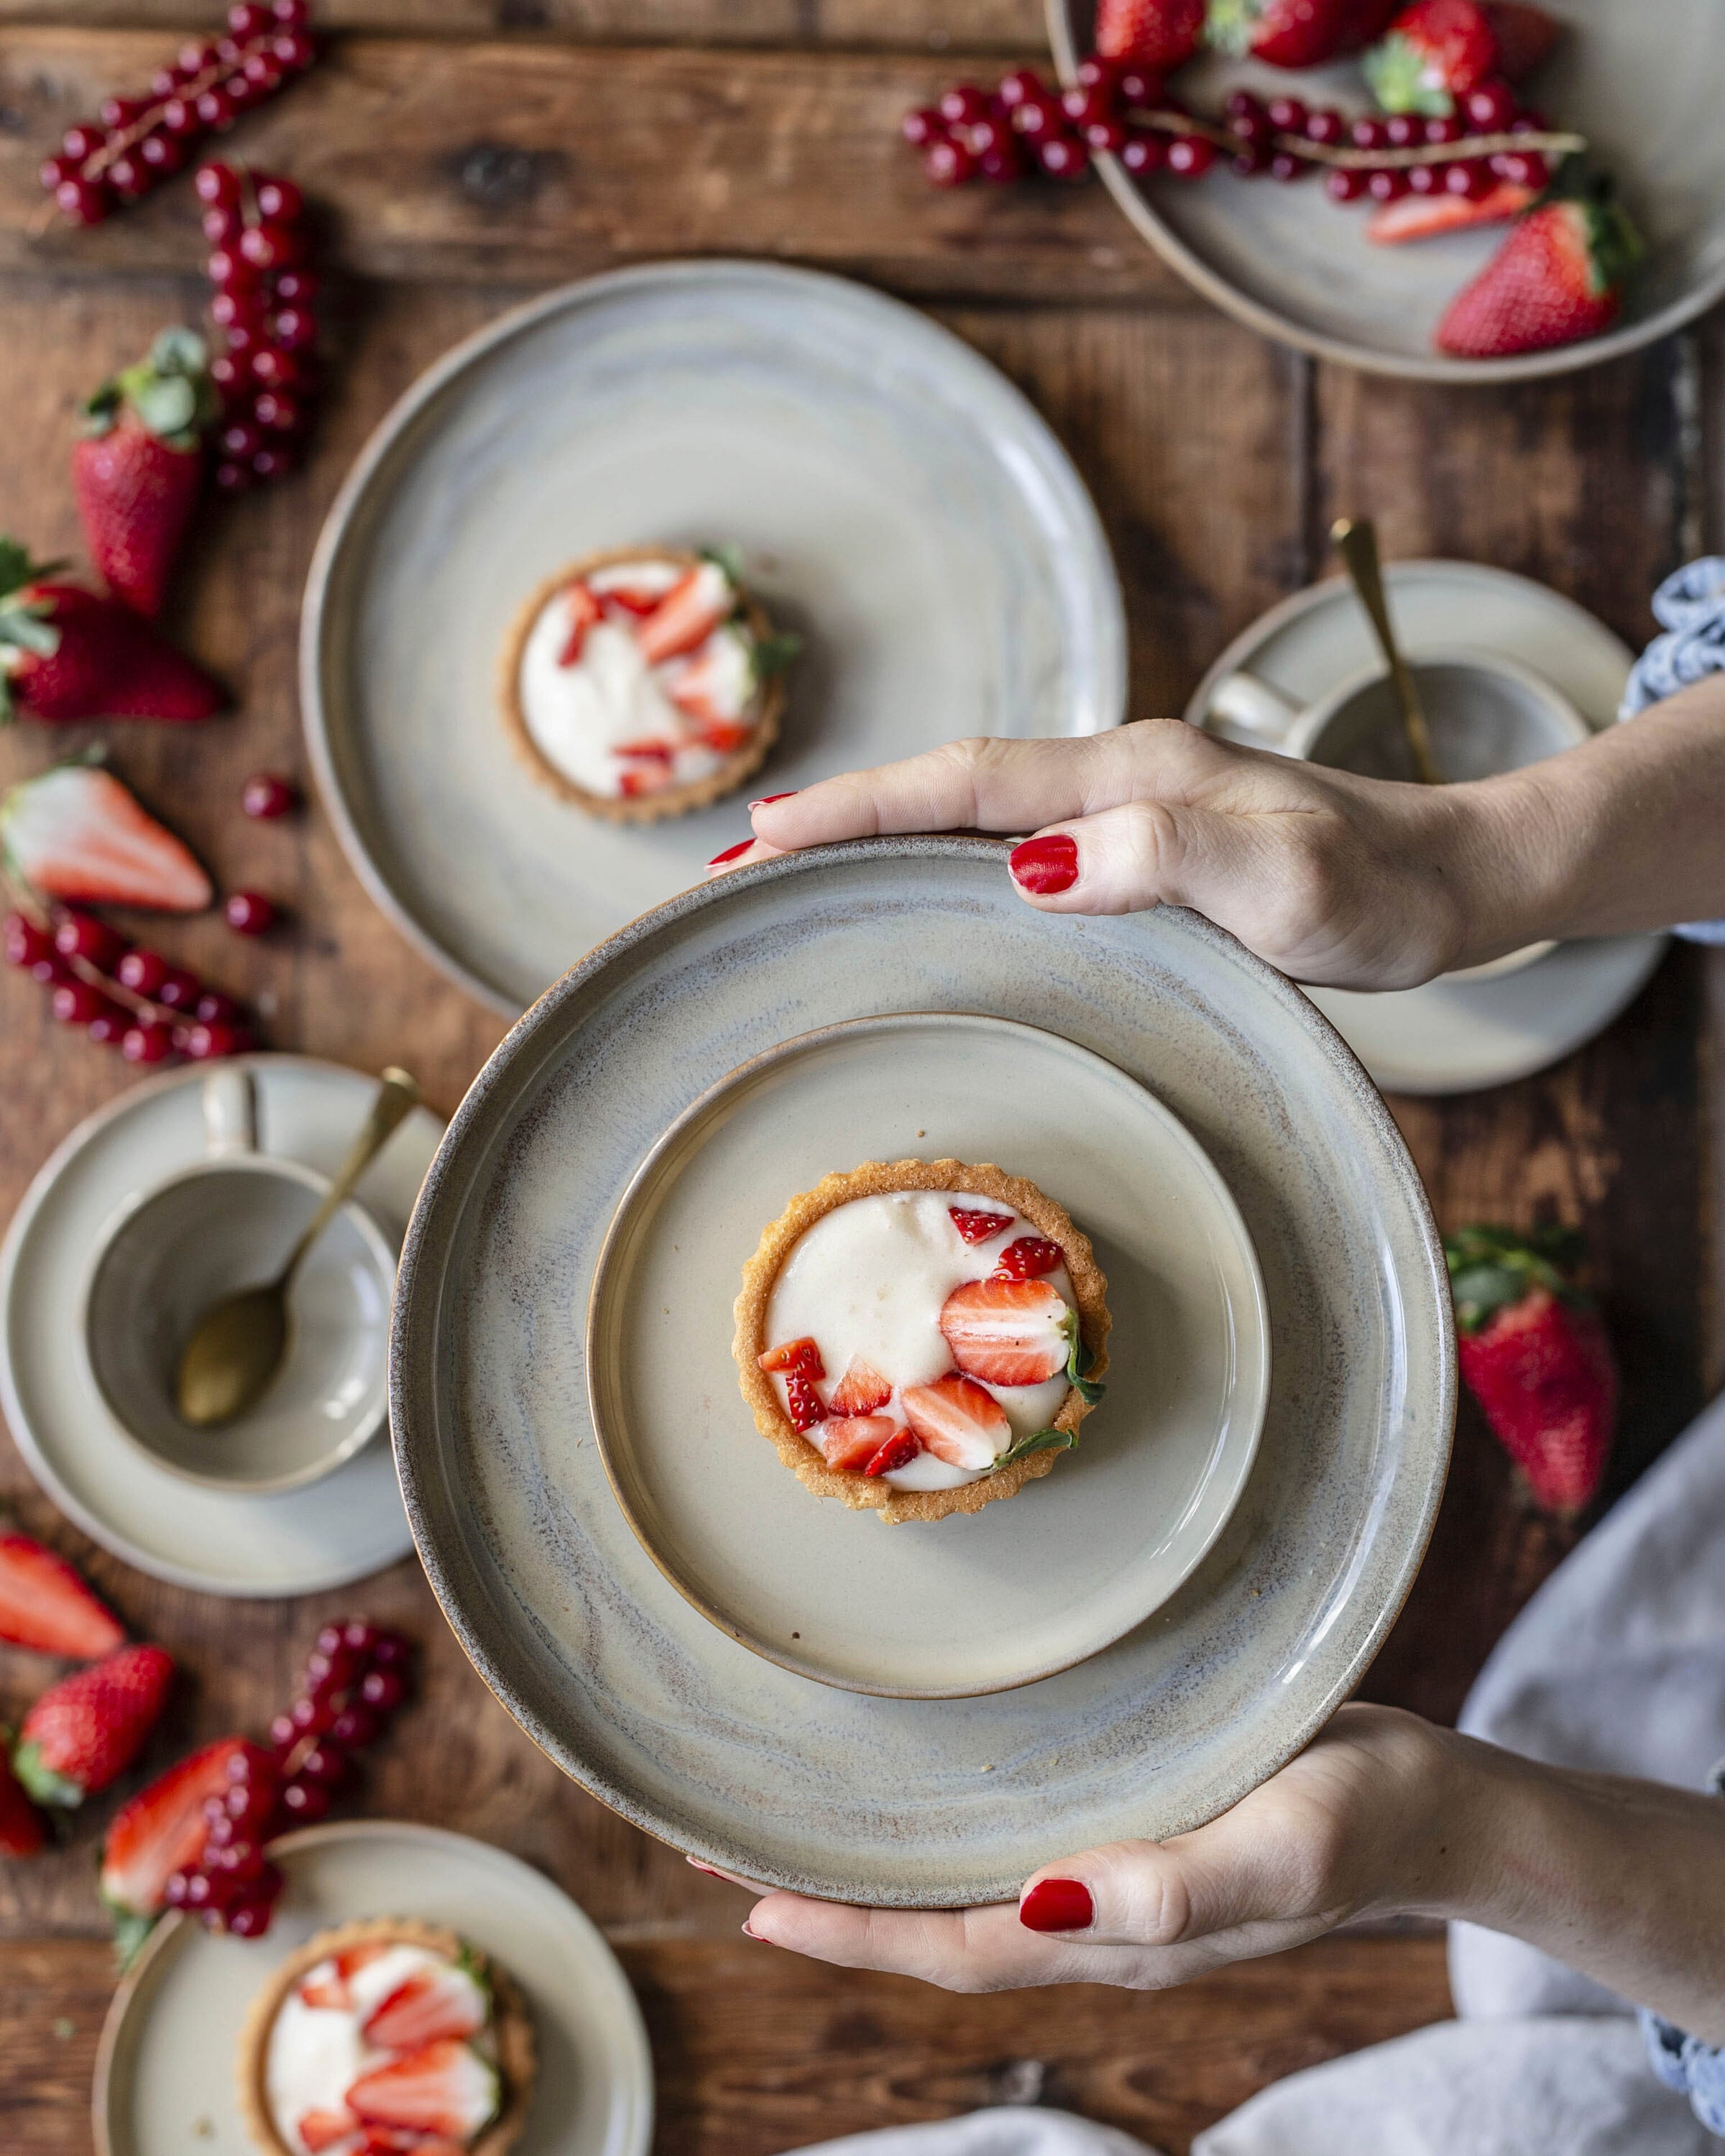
[1063,1312,1105,1404]
[990,1427,1075,1473]
[0,542,67,721]
[80,328,216,453]
[1445,1222,1588,1334]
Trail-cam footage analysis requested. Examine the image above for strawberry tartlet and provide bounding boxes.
[734,1158,1110,1524]
[499,544,791,822]
[236,1918,536,2156]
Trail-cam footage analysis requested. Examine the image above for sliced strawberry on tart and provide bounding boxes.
[236,1920,535,2156]
[497,543,794,824]
[733,1159,1109,1524]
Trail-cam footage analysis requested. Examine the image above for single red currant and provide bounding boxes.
[1118,131,1165,176]
[1036,132,1090,179]
[138,132,185,177]
[270,306,318,351]
[242,772,299,819]
[1445,157,1493,198]
[901,105,944,147]
[924,137,975,185]
[121,1023,175,1065]
[56,176,112,224]
[1463,78,1516,132]
[254,175,303,221]
[1368,167,1410,202]
[116,948,168,996]
[53,910,124,969]
[51,980,109,1026]
[60,121,104,162]
[155,966,203,1010]
[996,68,1046,109]
[1303,107,1346,146]
[1164,134,1215,179]
[184,1020,250,1060]
[1265,95,1306,133]
[1424,114,1465,144]
[938,83,989,127]
[272,267,320,307]
[1325,167,1371,203]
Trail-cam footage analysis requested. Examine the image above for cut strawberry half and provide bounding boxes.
[556,581,602,667]
[594,582,664,617]
[1,763,211,912]
[101,1735,274,1960]
[0,1529,124,1658]
[822,1414,899,1472]
[362,1955,488,2051]
[829,1355,891,1416]
[1366,178,1534,244]
[759,1338,825,1380]
[635,563,732,665]
[296,2109,358,2153]
[783,1367,827,1432]
[901,1375,1011,1470]
[300,1940,390,2013]
[346,2040,500,2140]
[939,1279,1071,1388]
[863,1427,923,1477]
[991,1236,1063,1281]
[948,1207,1014,1245]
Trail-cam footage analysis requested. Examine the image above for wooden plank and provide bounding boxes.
[0,32,1176,300]
[4,1930,1453,2156]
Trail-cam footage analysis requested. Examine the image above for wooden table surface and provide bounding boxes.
[1,6,1719,2152]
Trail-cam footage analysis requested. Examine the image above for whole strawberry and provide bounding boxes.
[1366,0,1558,114]
[12,1641,173,1806]
[0,540,223,723]
[1208,0,1361,68]
[1437,174,1641,359]
[1446,1224,1619,1516]
[74,328,216,618]
[1095,0,1206,68]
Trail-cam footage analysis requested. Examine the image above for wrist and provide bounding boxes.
[1435,772,1576,969]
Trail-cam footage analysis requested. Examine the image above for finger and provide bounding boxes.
[686,1855,771,1892]
[745,1892,1144,1991]
[704,836,785,877]
[1006,796,1271,918]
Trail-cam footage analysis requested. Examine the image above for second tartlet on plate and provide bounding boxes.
[735,1157,1110,1524]
[498,544,791,823]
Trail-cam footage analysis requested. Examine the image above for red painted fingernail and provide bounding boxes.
[750,791,798,808]
[1008,835,1078,895]
[708,839,754,867]
[1018,1877,1093,1932]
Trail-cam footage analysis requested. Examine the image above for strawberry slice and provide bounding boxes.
[635,563,733,665]
[346,2040,500,2140]
[300,1940,390,2012]
[362,1955,488,2051]
[0,1530,124,1658]
[1366,179,1533,244]
[901,1374,1011,1470]
[783,1367,827,1432]
[617,767,673,798]
[829,1356,891,1415]
[0,1749,45,1858]
[1,763,212,912]
[991,1236,1063,1282]
[556,581,602,666]
[864,1427,923,1477]
[939,1279,1071,1388]
[821,1415,898,1472]
[948,1207,1014,1245]
[697,719,753,754]
[13,1641,173,1807]
[612,738,676,763]
[101,1736,274,1960]
[758,1338,826,1380]
[593,581,665,617]
[296,2110,358,2153]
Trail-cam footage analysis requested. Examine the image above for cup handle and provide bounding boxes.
[1205,671,1302,747]
[203,1064,257,1158]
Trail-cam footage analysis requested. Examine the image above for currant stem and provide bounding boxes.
[1126,106,1586,171]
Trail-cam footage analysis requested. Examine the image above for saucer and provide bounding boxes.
[586,1013,1269,1699]
[94,1819,652,2156]
[0,1057,443,1597]
[1186,560,1666,1096]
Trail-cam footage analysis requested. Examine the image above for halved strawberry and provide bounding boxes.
[829,1356,891,1416]
[296,2109,357,2153]
[948,1207,1014,1245]
[556,581,602,666]
[759,1338,825,1379]
[822,1414,899,1471]
[635,563,733,665]
[939,1279,1070,1388]
[346,2040,500,2140]
[864,1427,923,1477]
[991,1236,1063,1281]
[101,1735,274,1961]
[300,1940,390,2012]
[1366,178,1534,243]
[0,1529,124,1658]
[1,763,211,912]
[901,1375,1011,1470]
[362,1955,488,2051]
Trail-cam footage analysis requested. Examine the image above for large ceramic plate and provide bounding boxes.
[304,259,1126,1014]
[1050,1,1725,382]
[586,1013,1269,1700]
[93,1820,652,2156]
[391,839,1453,1906]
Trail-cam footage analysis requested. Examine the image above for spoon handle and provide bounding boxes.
[1330,517,1443,786]
[278,1067,421,1288]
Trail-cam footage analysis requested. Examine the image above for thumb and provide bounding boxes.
[1006,798,1264,918]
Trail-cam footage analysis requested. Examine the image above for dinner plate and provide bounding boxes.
[0,1057,441,1597]
[93,1819,653,2156]
[586,1013,1269,1699]
[391,837,1453,1905]
[1186,559,1665,1095]
[303,259,1127,1015]
[1049,0,1725,382]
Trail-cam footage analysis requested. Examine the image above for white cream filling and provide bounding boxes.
[763,1189,1073,1490]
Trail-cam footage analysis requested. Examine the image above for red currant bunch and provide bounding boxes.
[161,1740,285,1937]
[266,1619,418,1839]
[199,161,323,492]
[5,906,258,1064]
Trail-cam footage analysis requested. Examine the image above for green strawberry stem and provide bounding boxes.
[81,328,216,451]
[1444,1222,1591,1335]
[108,1903,160,1972]
[990,1427,1075,1473]
[1063,1312,1105,1405]
[1361,32,1453,118]
[12,1741,83,1808]
[0,540,68,722]
[1204,0,1264,59]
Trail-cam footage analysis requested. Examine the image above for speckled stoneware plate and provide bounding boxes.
[1050,0,1725,382]
[1186,559,1665,1095]
[391,839,1453,1906]
[303,259,1126,1014]
[0,1057,441,1597]
[586,1013,1269,1700]
[93,1819,652,2156]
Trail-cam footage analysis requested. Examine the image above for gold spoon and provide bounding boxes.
[1330,516,1443,786]
[175,1067,421,1429]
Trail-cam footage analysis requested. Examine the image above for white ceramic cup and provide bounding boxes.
[1205,644,1593,982]
[81,1065,395,1495]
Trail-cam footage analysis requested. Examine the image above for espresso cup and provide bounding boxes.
[81,1064,395,1496]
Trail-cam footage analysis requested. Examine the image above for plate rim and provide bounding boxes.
[91,1815,655,2156]
[300,256,1129,1017]
[582,1008,1271,1701]
[1046,0,1725,384]
[390,834,1456,1897]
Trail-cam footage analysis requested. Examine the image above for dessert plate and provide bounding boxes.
[1187,559,1665,1095]
[93,1819,652,2156]
[392,838,1453,1906]
[587,1013,1269,1699]
[304,259,1126,1014]
[0,1057,441,1597]
[1050,0,1725,382]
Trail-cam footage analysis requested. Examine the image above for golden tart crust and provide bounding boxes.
[497,543,785,824]
[236,1917,537,2156]
[733,1158,1110,1525]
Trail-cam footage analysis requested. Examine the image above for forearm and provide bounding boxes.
[1449,676,1725,960]
[1422,1727,1725,2042]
